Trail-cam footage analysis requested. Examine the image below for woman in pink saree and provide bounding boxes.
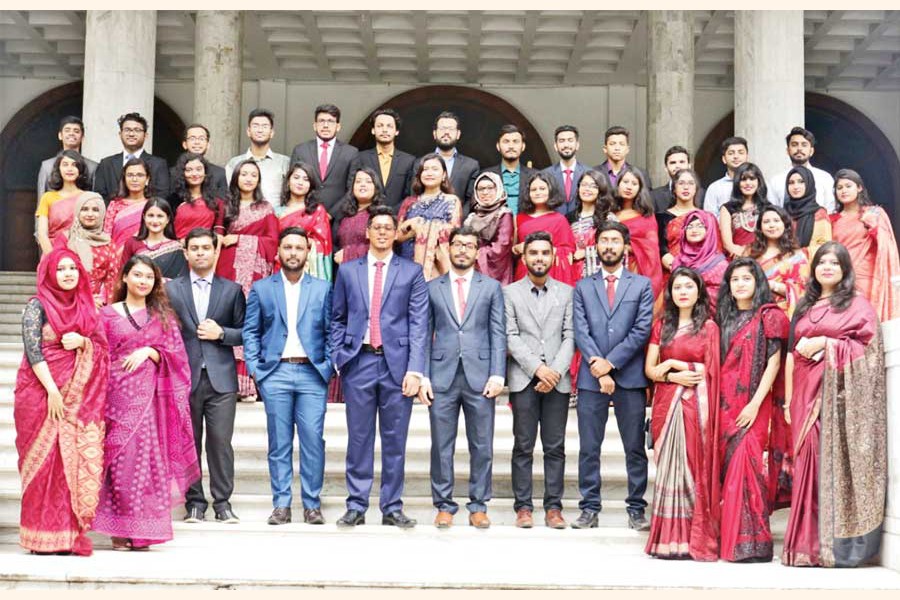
[36,150,92,255]
[103,158,152,252]
[93,255,199,550]
[782,242,886,567]
[14,249,109,555]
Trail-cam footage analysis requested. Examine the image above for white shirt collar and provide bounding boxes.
[600,264,624,280]
[190,270,212,284]
[280,269,304,287]
[368,251,393,266]
[450,268,475,284]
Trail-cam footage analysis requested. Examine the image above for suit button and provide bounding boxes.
[608,328,614,333]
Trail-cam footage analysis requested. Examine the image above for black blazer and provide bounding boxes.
[349,148,416,210]
[651,183,707,213]
[414,152,480,215]
[94,151,170,203]
[290,139,359,218]
[166,274,246,394]
[481,163,538,205]
[168,161,229,211]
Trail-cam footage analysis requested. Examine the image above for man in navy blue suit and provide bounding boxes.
[572,220,654,531]
[331,205,429,529]
[243,227,333,526]
[541,125,586,216]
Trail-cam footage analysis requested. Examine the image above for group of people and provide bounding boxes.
[14,105,895,570]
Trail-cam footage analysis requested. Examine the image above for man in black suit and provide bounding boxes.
[348,108,415,210]
[541,125,586,216]
[419,111,480,215]
[166,228,246,525]
[290,104,359,218]
[649,145,706,212]
[480,124,537,216]
[169,124,229,210]
[93,112,170,203]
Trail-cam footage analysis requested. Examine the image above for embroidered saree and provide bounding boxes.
[398,193,462,281]
[276,203,333,281]
[757,251,809,320]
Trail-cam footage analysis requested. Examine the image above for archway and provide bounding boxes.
[349,85,551,172]
[0,81,185,270]
[695,92,900,234]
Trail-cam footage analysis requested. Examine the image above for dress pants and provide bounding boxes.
[510,379,569,512]
[342,351,413,514]
[576,386,648,513]
[429,362,495,514]
[257,362,327,509]
[185,369,237,513]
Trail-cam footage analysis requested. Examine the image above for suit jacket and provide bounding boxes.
[424,271,506,393]
[542,162,587,216]
[290,139,359,218]
[651,183,707,213]
[166,274,246,394]
[94,151,170,203]
[572,268,653,391]
[330,254,429,386]
[243,272,333,385]
[37,153,98,198]
[481,163,538,209]
[503,277,574,393]
[349,148,416,210]
[168,161,229,211]
[414,152,480,215]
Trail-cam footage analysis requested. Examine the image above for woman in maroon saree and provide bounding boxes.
[643,267,720,561]
[716,258,791,562]
[613,167,664,298]
[782,242,886,568]
[14,248,109,555]
[512,172,577,285]
[172,153,228,240]
[93,255,198,550]
[103,158,151,253]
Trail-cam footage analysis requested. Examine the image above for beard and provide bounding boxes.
[557,148,575,161]
[436,139,457,152]
[280,258,307,274]
[526,263,549,278]
[450,256,475,271]
[599,251,623,267]
[790,154,807,166]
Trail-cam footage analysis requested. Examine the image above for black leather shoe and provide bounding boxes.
[267,507,292,525]
[382,510,416,529]
[215,508,240,524]
[570,510,599,529]
[628,511,650,531]
[303,508,325,525]
[184,507,205,523]
[336,509,366,527]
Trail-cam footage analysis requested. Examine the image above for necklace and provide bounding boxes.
[807,300,831,324]
[122,302,146,331]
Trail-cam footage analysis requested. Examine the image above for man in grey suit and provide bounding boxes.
[166,228,246,525]
[503,231,574,529]
[419,226,506,529]
[290,103,359,218]
[36,115,98,198]
[541,125,586,216]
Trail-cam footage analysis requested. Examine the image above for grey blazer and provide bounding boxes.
[503,277,575,394]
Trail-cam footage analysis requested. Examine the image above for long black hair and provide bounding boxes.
[280,161,321,212]
[173,152,219,211]
[116,157,152,198]
[519,171,564,214]
[47,149,90,191]
[568,169,613,227]
[135,197,177,241]
[340,166,386,218]
[115,254,176,330]
[659,266,710,346]
[716,258,773,356]
[227,158,265,223]
[832,168,873,213]
[793,241,856,321]
[411,153,454,196]
[610,165,654,217]
[723,162,769,216]
[748,205,799,259]
[668,168,702,209]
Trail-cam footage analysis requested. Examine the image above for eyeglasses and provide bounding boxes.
[186,136,208,143]
[450,241,478,251]
[125,172,148,179]
[579,182,600,190]
[122,127,145,134]
[250,124,272,131]
[368,224,396,232]
[316,118,337,125]
[475,184,496,193]
[435,126,457,132]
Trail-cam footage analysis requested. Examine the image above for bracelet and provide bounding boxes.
[663,372,670,383]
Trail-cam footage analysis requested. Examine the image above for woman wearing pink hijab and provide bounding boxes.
[672,210,729,314]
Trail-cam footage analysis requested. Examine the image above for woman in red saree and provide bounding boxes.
[275,161,333,280]
[217,159,279,400]
[643,267,720,561]
[782,242,886,568]
[172,153,228,240]
[103,158,151,252]
[749,206,809,320]
[720,163,769,259]
[716,258,791,562]
[58,192,118,307]
[14,248,109,555]
[671,210,728,315]
[613,167,663,298]
[512,172,577,285]
[93,255,199,551]
[36,150,91,255]
[829,169,900,322]
[121,197,188,281]
[334,167,387,266]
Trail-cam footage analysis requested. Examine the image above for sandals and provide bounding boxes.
[112,537,150,551]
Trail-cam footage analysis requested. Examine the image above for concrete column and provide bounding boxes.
[734,10,804,183]
[646,11,694,187]
[194,11,243,165]
[882,315,900,571]
[82,11,157,160]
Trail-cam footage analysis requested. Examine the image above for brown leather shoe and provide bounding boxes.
[468,511,491,529]
[515,509,534,529]
[544,508,567,529]
[434,511,454,529]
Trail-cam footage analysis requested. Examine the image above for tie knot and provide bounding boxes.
[321,142,329,149]
[605,274,617,284]
[456,277,465,286]
[196,277,208,287]
[375,261,384,269]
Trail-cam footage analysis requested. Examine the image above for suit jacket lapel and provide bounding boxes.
[355,259,370,312]
[380,255,400,305]
[180,276,200,326]
[206,276,223,321]
[438,276,459,326]
[610,271,633,315]
[272,275,288,327]
[297,275,311,325]
[324,141,343,180]
[460,273,483,327]
[384,150,402,187]
[591,274,613,316]
[522,280,543,326]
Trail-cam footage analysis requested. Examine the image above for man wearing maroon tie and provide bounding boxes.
[541,125,586,216]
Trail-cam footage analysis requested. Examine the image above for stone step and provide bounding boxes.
[0,272,36,283]
[0,294,34,305]
[0,285,36,296]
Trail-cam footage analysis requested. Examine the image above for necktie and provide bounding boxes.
[564,169,573,201]
[195,278,210,321]
[319,142,329,180]
[370,261,385,348]
[605,274,617,310]
[455,277,467,322]
[125,153,135,163]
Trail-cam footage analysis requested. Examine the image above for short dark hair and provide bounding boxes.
[786,126,816,147]
[720,136,748,157]
[58,115,84,133]
[184,227,218,249]
[315,104,341,122]
[448,226,478,245]
[371,108,400,129]
[523,231,553,251]
[118,112,148,131]
[248,108,274,127]
[605,126,629,142]
[497,124,525,143]
[519,172,563,214]
[183,123,211,140]
[279,226,309,245]
[367,205,398,227]
[664,145,690,164]
[554,125,579,140]
[433,111,461,130]
[596,220,631,246]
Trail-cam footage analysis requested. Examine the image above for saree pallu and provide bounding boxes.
[174,198,227,240]
[514,212,577,286]
[123,237,188,281]
[570,213,601,280]
[276,204,334,281]
[93,307,199,547]
[335,210,371,264]
[645,320,721,561]
[14,323,109,555]
[103,199,147,249]
[620,214,664,299]
[758,251,809,320]
[47,193,78,246]
[719,305,791,562]
[782,295,886,567]
[730,207,759,252]
[398,194,462,281]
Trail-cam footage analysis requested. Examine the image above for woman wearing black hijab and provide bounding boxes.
[783,165,831,257]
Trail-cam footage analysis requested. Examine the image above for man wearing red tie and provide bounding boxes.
[540,125,586,216]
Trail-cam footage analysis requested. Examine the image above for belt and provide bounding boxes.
[361,343,384,355]
[280,356,310,364]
